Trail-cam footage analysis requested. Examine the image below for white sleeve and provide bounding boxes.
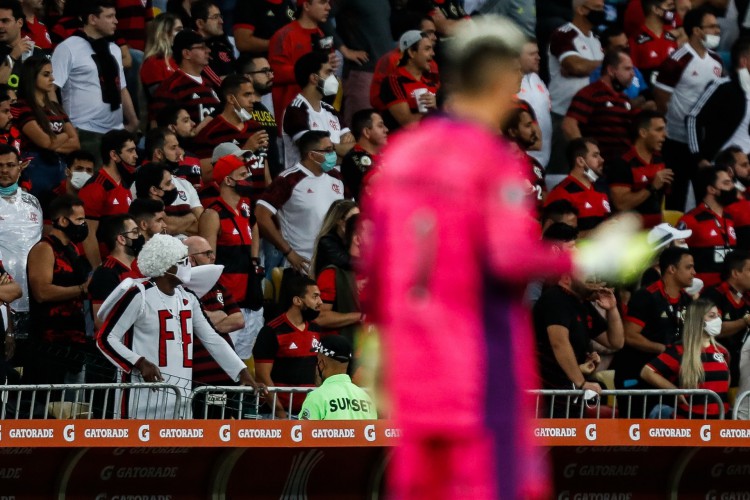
[113,44,127,90]
[51,43,71,88]
[189,292,246,381]
[96,288,143,372]
[184,181,201,209]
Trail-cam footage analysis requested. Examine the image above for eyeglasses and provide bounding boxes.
[189,44,209,51]
[119,228,140,238]
[313,148,335,154]
[207,14,223,20]
[246,68,273,75]
[0,162,20,169]
[190,250,215,258]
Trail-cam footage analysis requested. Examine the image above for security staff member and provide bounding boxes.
[300,336,376,420]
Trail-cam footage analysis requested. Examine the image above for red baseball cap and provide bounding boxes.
[212,155,245,185]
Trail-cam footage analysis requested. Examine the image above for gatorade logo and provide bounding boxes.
[291,424,303,443]
[364,424,376,442]
[63,425,75,443]
[138,424,150,442]
[585,424,597,441]
[219,424,231,442]
[629,424,641,441]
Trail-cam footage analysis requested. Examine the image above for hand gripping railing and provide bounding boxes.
[529,389,726,419]
[0,383,184,420]
[191,386,315,420]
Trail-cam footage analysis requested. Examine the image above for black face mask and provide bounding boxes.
[301,306,320,323]
[585,8,607,26]
[164,158,180,173]
[717,187,739,206]
[124,234,146,257]
[160,187,179,206]
[55,218,89,243]
[611,76,626,92]
[233,178,255,198]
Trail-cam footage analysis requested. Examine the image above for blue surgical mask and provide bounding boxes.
[317,151,337,172]
[0,182,18,196]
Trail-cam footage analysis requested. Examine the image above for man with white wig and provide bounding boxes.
[96,234,265,418]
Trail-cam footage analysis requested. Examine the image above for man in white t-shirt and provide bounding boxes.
[256,130,345,274]
[51,0,138,166]
[546,0,605,182]
[282,51,355,170]
[654,6,722,212]
[518,39,551,169]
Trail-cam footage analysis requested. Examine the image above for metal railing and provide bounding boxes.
[191,386,315,420]
[0,383,184,420]
[530,389,726,419]
[732,390,750,420]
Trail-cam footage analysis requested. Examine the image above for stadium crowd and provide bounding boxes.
[0,0,750,421]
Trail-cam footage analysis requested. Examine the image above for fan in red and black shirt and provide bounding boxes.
[21,3,52,53]
[642,300,729,419]
[379,32,439,131]
[115,0,152,52]
[150,30,221,127]
[678,167,738,287]
[545,138,611,235]
[628,0,679,83]
[340,109,387,201]
[233,0,296,55]
[503,104,546,213]
[721,147,750,251]
[699,250,750,387]
[0,91,21,153]
[609,110,671,229]
[563,49,637,164]
[193,1,236,79]
[253,275,322,418]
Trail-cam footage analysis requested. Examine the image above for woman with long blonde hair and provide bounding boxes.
[641,299,730,418]
[140,12,183,99]
[309,199,359,278]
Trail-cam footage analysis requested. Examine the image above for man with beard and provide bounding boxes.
[0,0,46,89]
[502,104,545,211]
[253,274,322,418]
[562,49,638,164]
[678,166,738,287]
[134,161,201,237]
[155,105,201,188]
[719,147,750,250]
[534,272,624,416]
[78,130,137,267]
[192,0,235,79]
[238,54,282,178]
[0,90,19,152]
[340,108,387,201]
[610,110,672,228]
[545,138,611,236]
[143,128,204,234]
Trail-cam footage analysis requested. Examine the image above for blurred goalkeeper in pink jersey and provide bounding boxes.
[362,17,568,500]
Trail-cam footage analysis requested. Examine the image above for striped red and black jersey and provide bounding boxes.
[50,16,80,46]
[566,80,635,163]
[29,235,89,344]
[233,0,296,47]
[11,99,70,153]
[379,66,439,131]
[78,168,133,221]
[115,0,152,51]
[678,204,737,287]
[207,197,254,308]
[429,0,469,20]
[614,279,691,384]
[544,175,611,232]
[647,342,729,418]
[700,282,750,385]
[198,182,220,208]
[608,147,666,228]
[192,115,255,159]
[253,312,321,412]
[341,144,377,201]
[89,256,133,306]
[150,70,220,125]
[370,47,440,111]
[174,154,203,189]
[725,197,750,251]
[192,282,239,385]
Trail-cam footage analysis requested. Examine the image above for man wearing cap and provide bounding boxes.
[150,30,221,132]
[300,335,376,420]
[612,246,694,413]
[199,153,264,361]
[256,130,344,273]
[192,75,270,185]
[253,274,322,418]
[282,51,353,170]
[198,142,269,212]
[97,234,264,419]
[610,110,672,228]
[378,30,439,131]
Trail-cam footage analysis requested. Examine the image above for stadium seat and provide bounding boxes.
[595,369,616,407]
[662,210,683,227]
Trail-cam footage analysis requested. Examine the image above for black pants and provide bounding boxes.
[663,138,698,212]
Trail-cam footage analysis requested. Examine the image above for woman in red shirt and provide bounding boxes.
[13,56,79,195]
[141,12,183,100]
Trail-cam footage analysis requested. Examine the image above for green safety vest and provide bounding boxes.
[299,374,377,420]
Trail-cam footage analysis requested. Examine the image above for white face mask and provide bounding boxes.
[318,74,339,96]
[233,98,253,122]
[583,163,599,183]
[740,68,750,94]
[704,316,722,337]
[70,171,92,190]
[172,261,192,284]
[736,179,748,193]
[704,34,720,50]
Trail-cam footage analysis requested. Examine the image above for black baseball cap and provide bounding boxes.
[311,335,353,363]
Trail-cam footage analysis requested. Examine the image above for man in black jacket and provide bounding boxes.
[687,37,750,167]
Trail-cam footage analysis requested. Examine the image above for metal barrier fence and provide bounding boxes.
[732,390,750,420]
[529,389,726,419]
[0,383,315,420]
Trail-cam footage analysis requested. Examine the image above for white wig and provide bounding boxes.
[138,234,188,278]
